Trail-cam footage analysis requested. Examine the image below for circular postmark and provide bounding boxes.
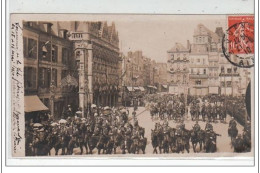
[222,21,254,68]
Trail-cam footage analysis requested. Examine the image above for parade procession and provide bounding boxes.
[21,16,253,157]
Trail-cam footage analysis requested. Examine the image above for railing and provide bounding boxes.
[189,74,208,79]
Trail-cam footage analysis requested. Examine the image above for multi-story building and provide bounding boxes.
[219,54,241,96]
[189,24,223,95]
[156,62,168,92]
[23,22,78,119]
[167,42,190,94]
[62,21,121,108]
[24,21,122,120]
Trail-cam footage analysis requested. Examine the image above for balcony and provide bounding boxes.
[189,74,208,79]
[219,73,240,77]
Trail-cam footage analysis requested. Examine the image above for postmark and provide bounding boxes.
[222,16,254,68]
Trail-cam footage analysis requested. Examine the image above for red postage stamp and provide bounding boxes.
[228,16,254,55]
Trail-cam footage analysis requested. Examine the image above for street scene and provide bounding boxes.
[22,15,253,156]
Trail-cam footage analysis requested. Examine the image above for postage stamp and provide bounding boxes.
[222,15,254,68]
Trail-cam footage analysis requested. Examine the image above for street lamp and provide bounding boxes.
[50,80,56,118]
[42,36,56,117]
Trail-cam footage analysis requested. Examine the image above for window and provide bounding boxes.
[197,59,200,63]
[195,80,201,85]
[234,67,238,73]
[226,81,232,87]
[62,48,69,64]
[28,38,37,59]
[221,66,225,73]
[52,68,58,86]
[39,41,50,61]
[61,70,68,79]
[52,45,58,62]
[24,67,36,89]
[23,37,28,58]
[227,68,232,73]
[221,81,225,87]
[171,54,174,60]
[203,69,206,74]
[39,67,51,88]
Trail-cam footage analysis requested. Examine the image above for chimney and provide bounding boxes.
[43,22,53,33]
[187,40,190,50]
[58,29,68,39]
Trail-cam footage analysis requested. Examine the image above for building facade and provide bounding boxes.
[189,24,223,96]
[23,22,78,119]
[63,21,121,108]
[167,42,190,94]
[156,62,168,92]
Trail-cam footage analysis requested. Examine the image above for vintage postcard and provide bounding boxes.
[9,14,255,164]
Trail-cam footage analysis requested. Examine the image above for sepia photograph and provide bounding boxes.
[10,14,254,159]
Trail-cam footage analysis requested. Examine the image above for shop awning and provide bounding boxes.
[126,87,134,92]
[139,87,145,91]
[147,85,157,89]
[162,85,168,89]
[24,95,49,113]
[134,87,140,91]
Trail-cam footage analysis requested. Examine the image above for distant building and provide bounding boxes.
[165,24,248,96]
[156,62,168,92]
[167,42,190,94]
[189,24,223,96]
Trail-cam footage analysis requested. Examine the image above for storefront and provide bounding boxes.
[24,95,49,122]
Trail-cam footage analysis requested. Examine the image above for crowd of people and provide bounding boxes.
[25,105,147,156]
[146,93,251,153]
[25,93,251,156]
[151,120,221,154]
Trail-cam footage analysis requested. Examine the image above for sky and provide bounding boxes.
[113,15,227,63]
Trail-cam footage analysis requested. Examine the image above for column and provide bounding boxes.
[87,44,93,104]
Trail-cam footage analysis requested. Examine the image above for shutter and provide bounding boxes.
[32,68,36,89]
[23,37,27,58]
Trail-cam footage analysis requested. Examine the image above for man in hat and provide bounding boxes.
[205,120,213,132]
[229,117,237,129]
[232,134,245,153]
